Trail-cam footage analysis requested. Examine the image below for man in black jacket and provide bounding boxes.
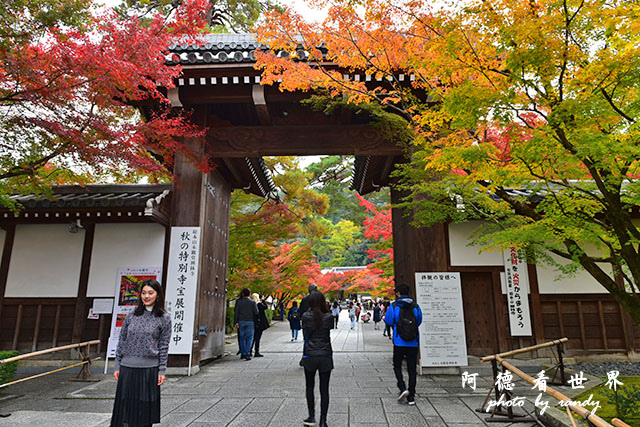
[234,288,258,360]
[298,284,317,321]
[298,283,318,366]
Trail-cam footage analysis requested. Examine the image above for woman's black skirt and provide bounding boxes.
[303,356,334,373]
[110,366,161,427]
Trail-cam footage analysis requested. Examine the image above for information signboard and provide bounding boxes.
[165,226,201,355]
[415,272,468,367]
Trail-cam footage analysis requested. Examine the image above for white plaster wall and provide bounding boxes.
[5,224,85,297]
[448,221,503,266]
[87,223,165,297]
[536,254,609,294]
[450,221,609,294]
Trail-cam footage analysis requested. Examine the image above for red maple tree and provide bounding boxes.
[1,0,210,207]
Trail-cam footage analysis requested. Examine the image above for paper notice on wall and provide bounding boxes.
[415,272,468,367]
[503,247,532,336]
[92,298,114,314]
[165,227,201,355]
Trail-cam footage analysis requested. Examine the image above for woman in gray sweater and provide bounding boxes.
[111,279,171,427]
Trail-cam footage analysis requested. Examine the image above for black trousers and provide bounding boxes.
[304,367,331,421]
[252,328,263,354]
[393,346,418,398]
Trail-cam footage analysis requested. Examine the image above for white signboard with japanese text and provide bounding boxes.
[165,227,201,355]
[415,272,468,367]
[503,247,532,336]
[106,267,163,360]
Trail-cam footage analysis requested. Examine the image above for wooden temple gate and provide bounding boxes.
[161,34,639,365]
[0,33,638,369]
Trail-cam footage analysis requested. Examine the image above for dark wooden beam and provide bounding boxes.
[491,270,510,352]
[219,157,248,187]
[71,223,95,346]
[0,208,156,225]
[0,224,16,331]
[380,156,397,184]
[252,85,272,126]
[527,263,546,346]
[207,125,403,157]
[178,84,308,105]
[161,225,171,289]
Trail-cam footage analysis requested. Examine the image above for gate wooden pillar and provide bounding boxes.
[169,107,231,370]
[390,187,503,355]
[390,187,449,292]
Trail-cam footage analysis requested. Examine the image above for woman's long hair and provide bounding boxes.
[308,291,329,329]
[134,279,166,317]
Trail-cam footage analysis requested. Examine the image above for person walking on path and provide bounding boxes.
[298,283,317,322]
[297,283,318,365]
[355,303,361,322]
[234,287,258,360]
[373,303,382,330]
[301,291,334,427]
[288,301,301,341]
[330,302,340,328]
[251,294,269,357]
[384,283,423,406]
[111,279,171,427]
[382,301,392,338]
[347,302,356,329]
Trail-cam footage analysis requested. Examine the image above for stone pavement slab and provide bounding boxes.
[0,310,567,426]
[0,411,110,426]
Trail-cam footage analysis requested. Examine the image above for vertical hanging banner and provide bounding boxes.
[503,247,532,336]
[166,227,201,354]
[415,272,468,367]
[107,267,163,359]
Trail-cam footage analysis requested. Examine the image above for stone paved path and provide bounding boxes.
[0,310,570,426]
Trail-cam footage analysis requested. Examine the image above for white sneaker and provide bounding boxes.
[397,390,409,401]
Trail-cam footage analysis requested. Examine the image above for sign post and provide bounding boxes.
[414,272,468,368]
[165,226,201,375]
[503,247,532,336]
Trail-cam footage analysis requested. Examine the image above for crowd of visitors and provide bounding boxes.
[110,281,422,427]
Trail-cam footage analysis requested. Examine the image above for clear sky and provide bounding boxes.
[98,0,327,22]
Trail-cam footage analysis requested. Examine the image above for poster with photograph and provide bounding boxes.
[106,266,162,360]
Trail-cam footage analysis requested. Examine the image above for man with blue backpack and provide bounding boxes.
[384,283,423,405]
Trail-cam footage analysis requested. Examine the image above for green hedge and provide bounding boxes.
[0,350,19,385]
[225,306,235,335]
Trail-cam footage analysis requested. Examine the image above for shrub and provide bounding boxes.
[225,306,235,334]
[605,386,640,419]
[0,350,19,385]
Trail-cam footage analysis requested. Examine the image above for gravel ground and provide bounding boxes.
[568,362,640,377]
